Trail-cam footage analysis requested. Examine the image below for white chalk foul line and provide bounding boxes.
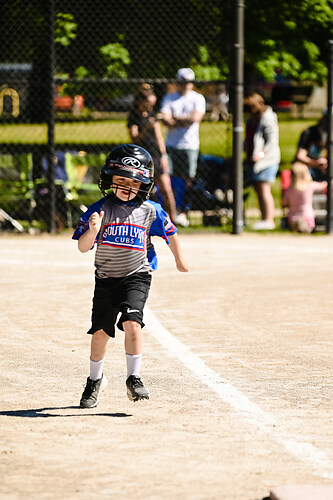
[145,306,333,480]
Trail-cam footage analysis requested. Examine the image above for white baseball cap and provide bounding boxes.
[176,67,195,82]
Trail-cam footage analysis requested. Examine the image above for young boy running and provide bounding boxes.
[73,144,188,407]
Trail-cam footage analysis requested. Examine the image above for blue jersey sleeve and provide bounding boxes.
[148,200,177,243]
[72,198,105,241]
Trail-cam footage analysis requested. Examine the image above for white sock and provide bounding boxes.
[126,353,142,378]
[90,358,105,381]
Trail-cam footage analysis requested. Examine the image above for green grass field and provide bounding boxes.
[0,116,319,230]
[0,117,316,167]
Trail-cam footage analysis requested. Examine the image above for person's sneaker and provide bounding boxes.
[175,213,190,228]
[80,375,108,408]
[126,375,149,402]
[253,219,275,230]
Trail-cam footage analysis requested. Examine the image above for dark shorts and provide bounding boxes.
[309,167,327,182]
[88,272,152,338]
[166,147,199,179]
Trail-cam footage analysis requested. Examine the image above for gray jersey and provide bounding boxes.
[95,199,156,278]
[73,196,177,279]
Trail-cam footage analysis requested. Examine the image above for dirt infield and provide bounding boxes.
[1,231,333,500]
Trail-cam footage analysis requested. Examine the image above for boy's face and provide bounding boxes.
[112,175,141,202]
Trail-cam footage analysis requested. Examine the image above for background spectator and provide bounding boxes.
[210,84,230,122]
[128,84,177,223]
[295,111,328,182]
[282,161,327,233]
[161,68,206,227]
[244,92,280,230]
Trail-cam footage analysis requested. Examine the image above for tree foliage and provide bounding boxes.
[55,13,77,47]
[244,0,333,83]
[1,0,333,85]
[99,41,131,78]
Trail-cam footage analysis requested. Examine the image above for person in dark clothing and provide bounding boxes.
[296,112,328,182]
[128,85,177,223]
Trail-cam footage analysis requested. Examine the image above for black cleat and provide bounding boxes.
[80,375,108,408]
[126,375,149,402]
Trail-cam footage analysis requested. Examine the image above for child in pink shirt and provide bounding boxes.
[282,162,327,233]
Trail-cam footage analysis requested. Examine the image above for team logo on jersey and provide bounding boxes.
[164,215,174,232]
[101,223,146,251]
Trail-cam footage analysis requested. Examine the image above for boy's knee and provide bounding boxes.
[123,320,141,329]
[123,320,141,337]
[92,329,109,344]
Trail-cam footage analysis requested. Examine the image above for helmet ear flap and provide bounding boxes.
[98,169,113,196]
[98,179,109,196]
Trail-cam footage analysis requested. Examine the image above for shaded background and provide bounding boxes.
[0,0,332,232]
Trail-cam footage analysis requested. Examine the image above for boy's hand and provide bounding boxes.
[89,211,104,232]
[168,233,188,272]
[176,259,189,272]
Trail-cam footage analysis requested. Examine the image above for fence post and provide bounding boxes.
[231,0,244,235]
[46,0,56,233]
[326,40,333,234]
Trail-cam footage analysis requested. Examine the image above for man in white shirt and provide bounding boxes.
[161,68,206,226]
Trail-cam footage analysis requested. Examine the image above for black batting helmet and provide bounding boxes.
[99,144,154,204]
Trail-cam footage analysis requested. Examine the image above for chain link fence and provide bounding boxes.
[0,0,235,233]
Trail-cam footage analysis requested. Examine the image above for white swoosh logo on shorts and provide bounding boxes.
[126,307,140,314]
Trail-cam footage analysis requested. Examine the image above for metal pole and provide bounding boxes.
[326,40,333,234]
[46,0,56,233]
[232,0,244,234]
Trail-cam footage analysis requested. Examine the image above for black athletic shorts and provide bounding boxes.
[87,272,152,338]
